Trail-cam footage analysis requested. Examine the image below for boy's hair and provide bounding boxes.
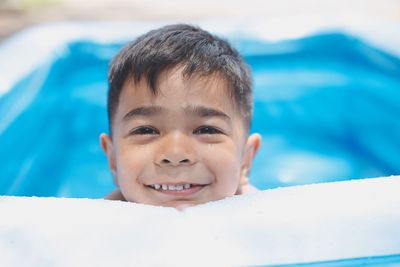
[107,24,253,135]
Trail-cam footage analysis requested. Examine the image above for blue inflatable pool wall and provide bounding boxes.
[0,24,399,198]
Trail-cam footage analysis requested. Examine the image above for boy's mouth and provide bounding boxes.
[146,183,207,195]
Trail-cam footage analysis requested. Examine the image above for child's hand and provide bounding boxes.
[237,184,259,194]
[105,189,126,201]
[236,176,259,195]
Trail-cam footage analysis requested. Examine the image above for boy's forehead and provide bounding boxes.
[120,68,236,110]
[159,67,230,96]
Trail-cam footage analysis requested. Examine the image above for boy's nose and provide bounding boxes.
[155,132,196,167]
[159,158,191,166]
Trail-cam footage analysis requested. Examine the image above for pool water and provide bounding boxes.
[270,253,400,267]
[0,32,399,198]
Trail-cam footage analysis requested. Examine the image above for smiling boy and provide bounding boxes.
[100,24,261,209]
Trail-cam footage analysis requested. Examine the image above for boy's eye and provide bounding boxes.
[130,126,159,135]
[193,126,223,135]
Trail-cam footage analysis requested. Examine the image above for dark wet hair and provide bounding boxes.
[107,23,253,135]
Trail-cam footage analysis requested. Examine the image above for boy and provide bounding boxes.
[100,24,261,209]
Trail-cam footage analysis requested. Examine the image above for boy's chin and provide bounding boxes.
[152,194,235,210]
[157,197,225,210]
[158,201,198,210]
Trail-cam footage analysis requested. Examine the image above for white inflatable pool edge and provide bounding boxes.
[1,176,399,266]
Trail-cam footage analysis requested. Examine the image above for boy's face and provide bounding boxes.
[101,67,260,209]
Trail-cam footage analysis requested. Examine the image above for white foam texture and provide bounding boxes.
[1,176,399,266]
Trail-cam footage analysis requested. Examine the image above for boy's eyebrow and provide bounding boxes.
[185,105,231,121]
[122,105,231,121]
[122,106,164,121]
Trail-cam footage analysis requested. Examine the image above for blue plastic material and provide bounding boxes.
[267,253,400,266]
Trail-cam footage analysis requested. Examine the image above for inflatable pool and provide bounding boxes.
[0,176,399,266]
[0,21,399,266]
[0,21,399,198]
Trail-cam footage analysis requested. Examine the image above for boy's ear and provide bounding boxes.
[237,133,261,194]
[100,133,118,185]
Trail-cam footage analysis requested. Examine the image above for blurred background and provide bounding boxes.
[1,0,400,40]
[0,0,399,198]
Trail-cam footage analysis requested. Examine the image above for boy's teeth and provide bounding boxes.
[168,185,176,191]
[153,184,192,191]
[175,185,183,190]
